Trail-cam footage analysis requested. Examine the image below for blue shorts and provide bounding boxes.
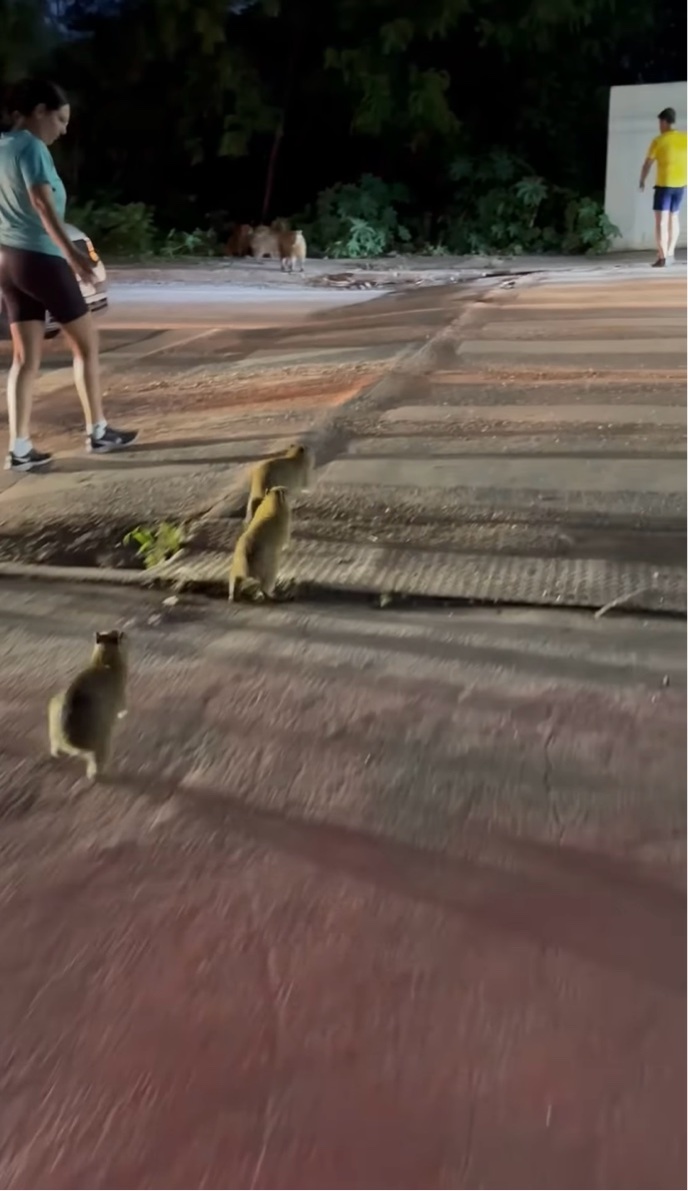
[653,186,686,213]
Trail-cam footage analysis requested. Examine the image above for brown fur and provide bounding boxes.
[250,224,280,259]
[279,229,306,273]
[230,486,291,602]
[48,630,128,780]
[245,444,314,524]
[225,223,253,257]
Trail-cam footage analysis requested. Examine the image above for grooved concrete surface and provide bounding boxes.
[317,456,686,493]
[380,403,688,426]
[459,336,685,354]
[0,582,685,1190]
[163,267,687,613]
[160,544,686,614]
[288,268,685,611]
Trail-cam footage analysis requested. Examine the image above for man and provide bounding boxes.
[639,106,687,268]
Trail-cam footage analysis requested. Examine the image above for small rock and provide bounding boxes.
[661,674,670,687]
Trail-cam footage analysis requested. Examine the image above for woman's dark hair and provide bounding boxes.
[6,78,68,118]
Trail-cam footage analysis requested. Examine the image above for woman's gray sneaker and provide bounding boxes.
[87,426,138,454]
[4,446,52,472]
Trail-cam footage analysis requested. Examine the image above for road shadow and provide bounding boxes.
[115,767,686,997]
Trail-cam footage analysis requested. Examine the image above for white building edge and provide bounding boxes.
[604,80,687,250]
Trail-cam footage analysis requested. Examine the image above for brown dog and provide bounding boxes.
[278,229,306,273]
[250,224,280,259]
[225,223,253,257]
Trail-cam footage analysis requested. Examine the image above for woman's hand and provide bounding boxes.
[69,248,96,286]
[29,183,96,279]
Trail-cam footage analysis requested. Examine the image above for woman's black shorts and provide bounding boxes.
[0,245,87,327]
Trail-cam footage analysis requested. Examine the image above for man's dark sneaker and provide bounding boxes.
[87,426,139,454]
[651,257,666,268]
[4,446,52,473]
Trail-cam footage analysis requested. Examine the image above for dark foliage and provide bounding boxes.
[1,0,681,255]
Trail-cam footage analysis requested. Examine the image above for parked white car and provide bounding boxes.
[0,223,108,340]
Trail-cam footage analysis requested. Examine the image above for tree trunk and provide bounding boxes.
[261,119,284,224]
[260,29,300,223]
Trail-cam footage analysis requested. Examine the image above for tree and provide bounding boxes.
[0,0,58,94]
[4,0,672,235]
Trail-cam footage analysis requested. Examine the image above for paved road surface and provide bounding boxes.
[0,263,685,1188]
[104,280,386,329]
[0,282,471,568]
[2,263,683,614]
[160,266,687,614]
[0,582,684,1189]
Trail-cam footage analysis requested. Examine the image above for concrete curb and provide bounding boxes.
[1,535,683,620]
[0,560,150,587]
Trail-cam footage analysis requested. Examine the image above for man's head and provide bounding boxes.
[658,107,677,133]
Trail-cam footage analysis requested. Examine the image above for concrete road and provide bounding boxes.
[1,263,684,612]
[0,581,684,1189]
[0,264,685,1188]
[265,266,685,614]
[0,281,473,569]
[2,264,685,601]
[103,279,387,330]
[0,274,389,364]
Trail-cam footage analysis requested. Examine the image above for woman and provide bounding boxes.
[0,78,136,471]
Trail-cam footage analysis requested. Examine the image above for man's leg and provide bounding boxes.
[652,188,670,264]
[653,210,669,262]
[667,213,680,258]
[667,189,685,259]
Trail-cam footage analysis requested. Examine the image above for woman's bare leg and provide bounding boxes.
[60,311,105,429]
[61,311,137,453]
[7,319,45,448]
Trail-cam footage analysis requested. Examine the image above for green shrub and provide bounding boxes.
[559,194,620,254]
[302,174,412,258]
[67,199,157,257]
[156,227,220,258]
[69,155,618,263]
[440,150,618,256]
[67,201,221,259]
[122,522,185,569]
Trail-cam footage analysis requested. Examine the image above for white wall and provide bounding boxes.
[604,81,687,250]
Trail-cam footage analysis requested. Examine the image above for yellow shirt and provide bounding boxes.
[646,130,687,188]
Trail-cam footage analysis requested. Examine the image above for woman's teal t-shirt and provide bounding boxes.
[0,128,67,257]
